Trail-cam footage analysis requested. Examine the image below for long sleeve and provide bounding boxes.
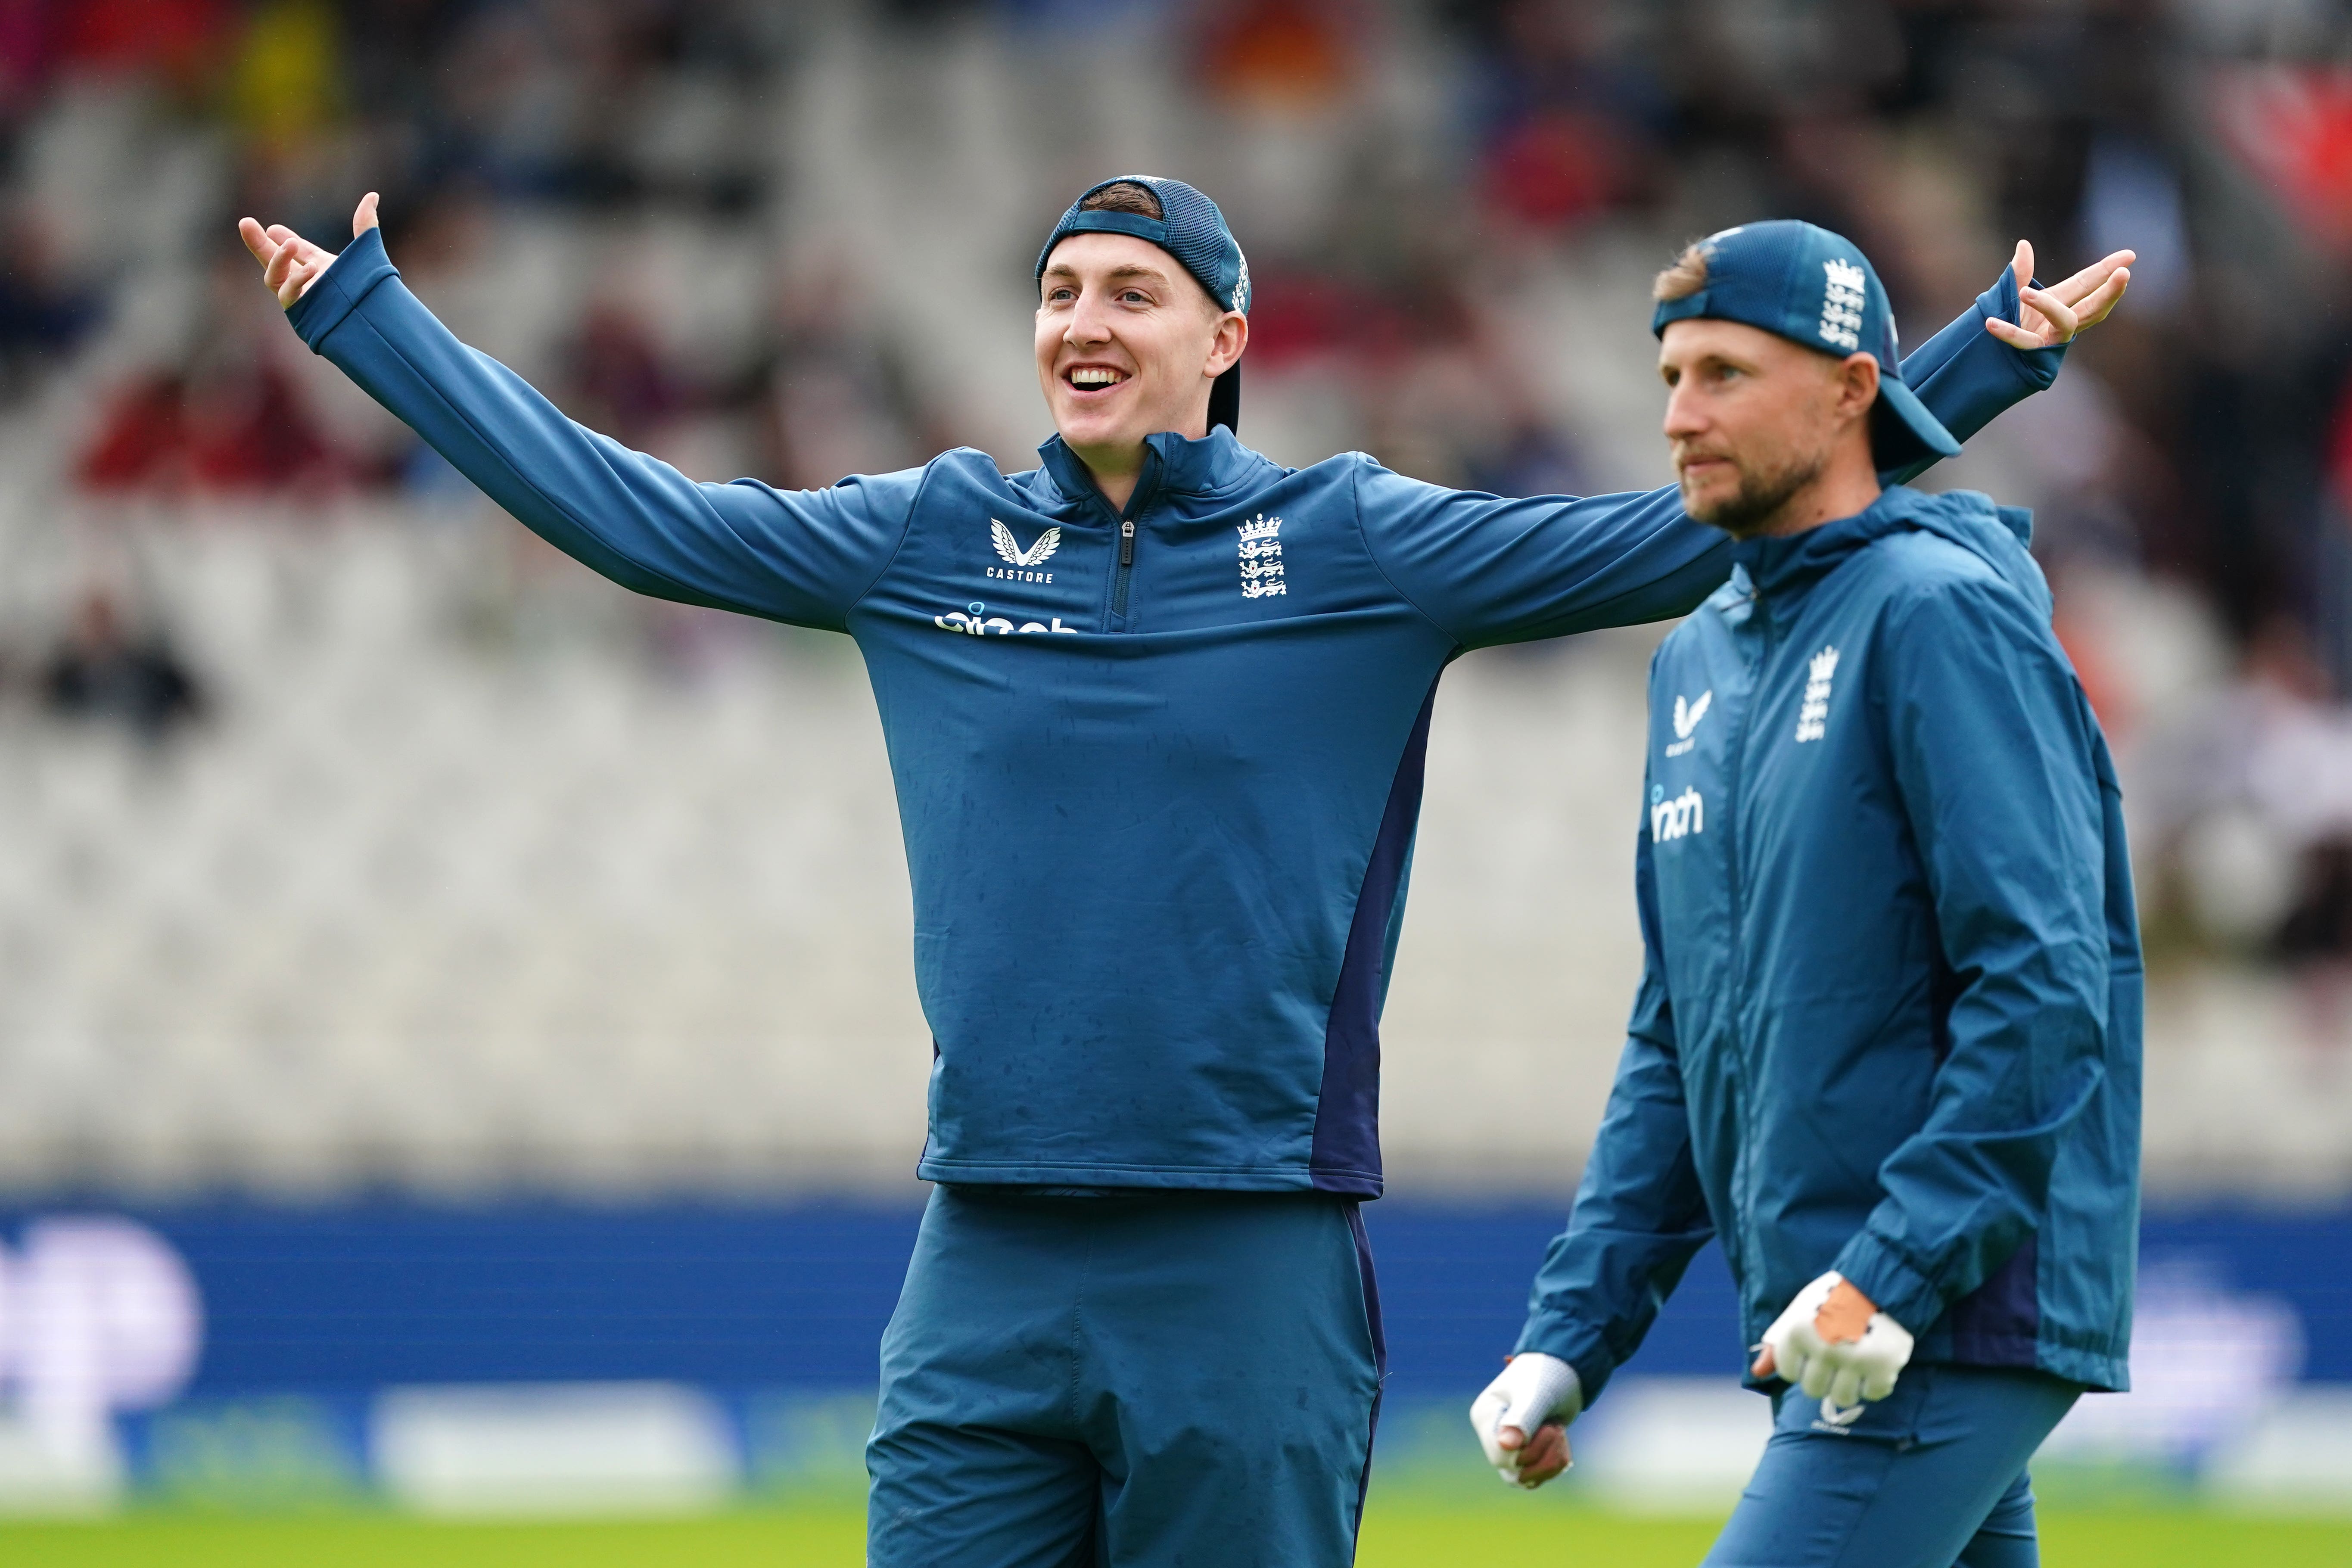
[1356,268,2064,649]
[1828,578,2112,1335]
[1514,812,1716,1406]
[284,228,919,633]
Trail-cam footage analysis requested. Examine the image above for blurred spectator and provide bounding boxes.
[1466,413,1586,501]
[78,255,348,495]
[226,0,345,158]
[2212,62,2352,260]
[55,0,236,90]
[0,1,49,103]
[2278,839,2352,973]
[41,589,205,745]
[1193,0,1362,110]
[79,356,342,495]
[0,204,100,401]
[560,298,685,449]
[1453,0,1669,234]
[746,266,930,492]
[2143,620,2352,977]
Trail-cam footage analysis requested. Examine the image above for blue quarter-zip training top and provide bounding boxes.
[1516,486,2141,1392]
[286,227,2065,1196]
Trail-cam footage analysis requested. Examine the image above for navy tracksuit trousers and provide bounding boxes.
[868,1188,1384,1567]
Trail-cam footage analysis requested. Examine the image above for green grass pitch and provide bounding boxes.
[3,1506,2348,1565]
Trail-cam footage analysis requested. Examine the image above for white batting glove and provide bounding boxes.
[1468,1352,1582,1485]
[1756,1270,1915,1409]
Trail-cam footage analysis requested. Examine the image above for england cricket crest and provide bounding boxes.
[1795,646,1839,743]
[1237,513,1285,598]
[1818,260,1865,352]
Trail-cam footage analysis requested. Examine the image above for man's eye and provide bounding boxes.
[1121,290,1149,304]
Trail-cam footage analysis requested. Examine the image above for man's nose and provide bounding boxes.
[1065,292,1114,346]
[1662,383,1706,442]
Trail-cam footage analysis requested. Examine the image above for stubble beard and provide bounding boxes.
[1680,445,1828,539]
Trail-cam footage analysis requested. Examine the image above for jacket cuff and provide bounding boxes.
[1828,1236,1942,1335]
[284,225,399,352]
[1513,1310,1620,1410]
[1975,268,2069,392]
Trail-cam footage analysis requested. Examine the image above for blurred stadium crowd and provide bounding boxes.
[0,0,2349,1198]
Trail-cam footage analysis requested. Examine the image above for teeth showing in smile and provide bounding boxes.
[1068,367,1125,388]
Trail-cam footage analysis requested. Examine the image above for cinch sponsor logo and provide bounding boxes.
[1651,783,1705,841]
[934,601,1078,636]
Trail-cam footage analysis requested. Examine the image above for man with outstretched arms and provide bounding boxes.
[1470,222,2141,1568]
[242,182,2125,1563]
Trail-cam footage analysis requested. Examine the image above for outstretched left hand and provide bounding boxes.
[1985,240,2133,351]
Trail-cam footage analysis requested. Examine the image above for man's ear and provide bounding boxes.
[1208,312,1249,377]
[1839,352,1881,424]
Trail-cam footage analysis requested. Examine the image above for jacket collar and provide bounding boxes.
[1036,427,1258,517]
[1725,482,2047,617]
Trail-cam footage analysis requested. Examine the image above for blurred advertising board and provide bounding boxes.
[0,1203,2343,1512]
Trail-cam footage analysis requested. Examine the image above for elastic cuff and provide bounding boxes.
[286,225,399,352]
[1513,1310,1617,1410]
[1828,1240,1939,1336]
[1973,271,2069,390]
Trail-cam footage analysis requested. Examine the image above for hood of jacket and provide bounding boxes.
[1727,484,2045,619]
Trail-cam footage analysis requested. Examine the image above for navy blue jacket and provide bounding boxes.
[286,227,2063,1196]
[1517,487,2141,1393]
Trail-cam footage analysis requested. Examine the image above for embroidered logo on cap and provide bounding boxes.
[1819,260,1866,352]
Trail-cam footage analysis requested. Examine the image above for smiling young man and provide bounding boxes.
[240,180,2126,1564]
[1469,223,2142,1568]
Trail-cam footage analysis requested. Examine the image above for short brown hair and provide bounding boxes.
[1080,181,1165,221]
[1653,243,1708,302]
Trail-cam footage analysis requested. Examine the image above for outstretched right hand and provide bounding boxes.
[237,191,380,309]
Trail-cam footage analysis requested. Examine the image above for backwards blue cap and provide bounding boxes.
[1652,220,1959,471]
[1036,175,1250,433]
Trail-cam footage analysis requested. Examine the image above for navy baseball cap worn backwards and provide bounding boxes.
[1036,175,1250,433]
[1653,220,1960,470]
